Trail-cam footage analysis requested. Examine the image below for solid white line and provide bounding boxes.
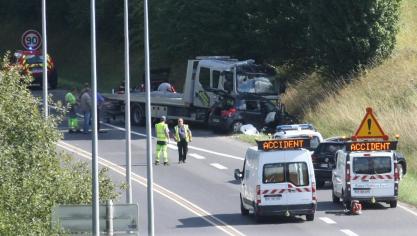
[398,203,417,217]
[57,141,245,236]
[319,217,336,224]
[190,153,206,160]
[210,163,228,170]
[340,229,359,236]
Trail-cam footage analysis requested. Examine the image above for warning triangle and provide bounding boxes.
[352,107,388,140]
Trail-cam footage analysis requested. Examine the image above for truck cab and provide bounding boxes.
[332,141,399,208]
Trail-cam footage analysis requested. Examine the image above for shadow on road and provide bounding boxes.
[176,213,307,228]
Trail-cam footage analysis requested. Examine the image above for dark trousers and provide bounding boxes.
[177,139,188,162]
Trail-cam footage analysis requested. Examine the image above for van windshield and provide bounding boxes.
[263,162,309,186]
[352,156,392,174]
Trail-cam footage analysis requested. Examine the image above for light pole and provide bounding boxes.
[41,0,48,118]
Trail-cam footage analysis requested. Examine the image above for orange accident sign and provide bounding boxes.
[257,139,310,151]
[352,107,388,140]
[346,141,397,152]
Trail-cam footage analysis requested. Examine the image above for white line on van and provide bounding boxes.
[190,153,206,159]
[57,141,245,236]
[340,229,359,236]
[210,163,228,170]
[319,217,336,224]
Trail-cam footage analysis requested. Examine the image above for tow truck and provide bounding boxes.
[103,56,286,126]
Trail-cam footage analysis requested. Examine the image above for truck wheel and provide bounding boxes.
[306,214,314,221]
[131,105,144,126]
[398,164,403,180]
[240,195,249,215]
[230,121,243,133]
[390,200,397,208]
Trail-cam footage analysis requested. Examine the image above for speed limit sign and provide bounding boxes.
[21,30,42,50]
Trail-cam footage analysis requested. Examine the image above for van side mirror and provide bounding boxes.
[234,169,243,181]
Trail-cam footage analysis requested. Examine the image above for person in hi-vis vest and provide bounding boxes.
[155,116,170,165]
[174,118,192,164]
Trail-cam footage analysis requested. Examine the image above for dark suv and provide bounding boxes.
[208,94,280,133]
[312,141,346,188]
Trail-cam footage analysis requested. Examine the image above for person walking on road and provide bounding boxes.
[155,116,170,165]
[174,118,192,164]
[96,91,106,133]
[79,85,92,134]
[65,87,80,133]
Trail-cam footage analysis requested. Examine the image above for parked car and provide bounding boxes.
[311,140,346,188]
[12,50,58,89]
[273,124,324,151]
[208,94,282,133]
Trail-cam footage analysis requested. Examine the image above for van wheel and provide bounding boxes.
[240,195,249,215]
[306,214,314,221]
[390,200,397,208]
[254,206,263,223]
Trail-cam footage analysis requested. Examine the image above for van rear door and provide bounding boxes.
[261,162,288,206]
[286,162,313,205]
[351,154,395,197]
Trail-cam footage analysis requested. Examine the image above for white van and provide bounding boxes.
[332,141,399,208]
[235,138,317,222]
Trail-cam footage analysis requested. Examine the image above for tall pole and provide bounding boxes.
[41,0,48,118]
[144,0,155,235]
[90,0,100,235]
[124,0,132,204]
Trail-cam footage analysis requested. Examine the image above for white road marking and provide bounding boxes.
[340,229,359,236]
[210,163,228,170]
[190,153,206,160]
[319,217,336,224]
[57,141,245,236]
[100,120,244,160]
[398,203,417,217]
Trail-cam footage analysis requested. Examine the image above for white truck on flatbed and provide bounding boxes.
[103,56,284,125]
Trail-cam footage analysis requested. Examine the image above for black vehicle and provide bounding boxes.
[208,94,286,133]
[311,140,346,188]
[312,138,407,188]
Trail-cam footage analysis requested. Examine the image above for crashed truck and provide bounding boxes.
[103,56,288,131]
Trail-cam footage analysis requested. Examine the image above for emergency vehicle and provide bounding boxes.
[332,107,400,209]
[331,140,399,208]
[234,138,317,222]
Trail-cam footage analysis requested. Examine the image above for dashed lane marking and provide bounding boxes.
[340,229,359,236]
[57,141,245,236]
[210,163,228,170]
[190,153,206,160]
[319,217,336,224]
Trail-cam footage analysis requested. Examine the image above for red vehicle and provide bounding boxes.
[13,50,58,89]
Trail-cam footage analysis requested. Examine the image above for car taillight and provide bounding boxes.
[311,154,318,163]
[221,107,237,118]
[256,185,261,205]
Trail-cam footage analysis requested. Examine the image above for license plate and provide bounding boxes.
[212,118,220,123]
[320,163,329,168]
[354,189,370,194]
[265,196,281,201]
[31,68,43,73]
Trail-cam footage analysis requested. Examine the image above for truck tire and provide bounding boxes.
[240,195,249,215]
[131,104,145,126]
[398,164,404,180]
[390,200,397,208]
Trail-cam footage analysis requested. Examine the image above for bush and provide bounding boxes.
[0,54,120,234]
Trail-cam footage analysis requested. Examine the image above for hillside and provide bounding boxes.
[282,0,417,205]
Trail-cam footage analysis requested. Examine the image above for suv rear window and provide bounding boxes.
[318,143,345,154]
[352,156,392,174]
[263,162,309,186]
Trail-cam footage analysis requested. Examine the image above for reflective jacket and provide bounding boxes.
[174,124,192,142]
[155,122,169,142]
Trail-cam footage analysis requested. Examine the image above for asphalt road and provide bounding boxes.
[39,89,417,235]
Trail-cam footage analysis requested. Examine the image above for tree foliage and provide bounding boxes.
[309,0,402,76]
[0,54,119,234]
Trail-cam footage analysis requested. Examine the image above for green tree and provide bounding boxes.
[0,54,119,234]
[309,0,402,76]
